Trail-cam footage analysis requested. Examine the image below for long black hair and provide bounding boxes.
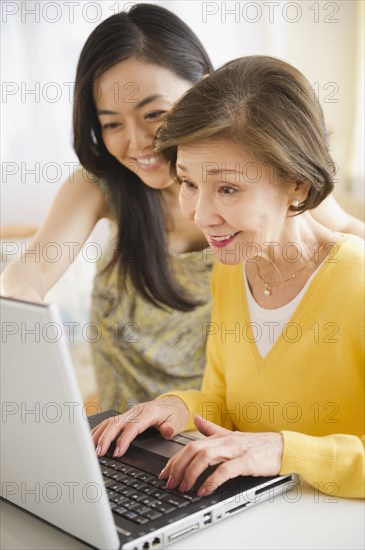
[73,4,213,310]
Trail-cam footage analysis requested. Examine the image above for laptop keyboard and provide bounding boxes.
[99,457,202,525]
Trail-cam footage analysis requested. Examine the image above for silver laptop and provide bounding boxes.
[0,297,298,549]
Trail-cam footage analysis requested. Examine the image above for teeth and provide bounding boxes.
[138,157,158,166]
[212,235,234,241]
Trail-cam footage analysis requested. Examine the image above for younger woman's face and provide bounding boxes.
[95,57,192,190]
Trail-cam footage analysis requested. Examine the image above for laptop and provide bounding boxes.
[1,297,298,549]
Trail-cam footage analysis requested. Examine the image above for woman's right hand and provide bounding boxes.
[91,396,190,458]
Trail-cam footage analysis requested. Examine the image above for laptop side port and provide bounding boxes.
[203,512,212,525]
[168,523,199,542]
[152,537,161,547]
[226,501,249,515]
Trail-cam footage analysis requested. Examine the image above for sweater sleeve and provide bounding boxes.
[280,287,365,499]
[280,431,365,498]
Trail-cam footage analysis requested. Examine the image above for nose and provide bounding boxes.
[126,121,153,154]
[193,190,224,230]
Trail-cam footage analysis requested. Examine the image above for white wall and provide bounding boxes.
[1,0,364,227]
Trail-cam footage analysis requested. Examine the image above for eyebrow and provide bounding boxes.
[97,94,166,115]
[176,163,241,175]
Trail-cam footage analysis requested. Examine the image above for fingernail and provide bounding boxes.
[179,480,187,493]
[166,476,175,490]
[198,485,207,497]
[159,467,168,480]
[96,445,101,456]
[113,446,120,457]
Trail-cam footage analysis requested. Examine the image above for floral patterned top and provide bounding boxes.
[89,179,214,412]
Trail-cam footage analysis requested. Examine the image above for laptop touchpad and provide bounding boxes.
[131,435,185,458]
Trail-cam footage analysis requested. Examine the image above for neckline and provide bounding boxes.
[243,261,322,318]
[240,234,347,363]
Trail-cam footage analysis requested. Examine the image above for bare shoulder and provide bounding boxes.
[29,167,109,254]
[311,195,365,239]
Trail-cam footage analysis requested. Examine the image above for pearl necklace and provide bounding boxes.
[256,236,334,297]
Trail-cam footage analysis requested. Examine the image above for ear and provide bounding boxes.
[287,180,311,208]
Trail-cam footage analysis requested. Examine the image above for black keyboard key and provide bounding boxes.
[104,478,116,489]
[110,471,123,481]
[124,500,142,511]
[181,492,201,503]
[114,464,135,474]
[121,498,139,509]
[135,472,155,483]
[134,515,149,525]
[149,479,167,488]
[104,458,119,467]
[107,461,122,470]
[126,469,143,478]
[113,494,131,506]
[131,504,152,515]
[130,480,149,491]
[150,501,176,514]
[129,491,147,502]
[167,487,201,502]
[107,490,120,503]
[117,475,135,486]
[140,496,161,507]
[120,487,138,498]
[101,466,115,478]
[121,510,138,521]
[143,509,163,521]
[165,495,189,508]
[114,506,128,516]
[149,488,169,500]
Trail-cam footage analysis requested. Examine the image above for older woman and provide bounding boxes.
[91,56,364,499]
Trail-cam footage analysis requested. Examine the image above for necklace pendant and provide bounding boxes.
[264,284,271,297]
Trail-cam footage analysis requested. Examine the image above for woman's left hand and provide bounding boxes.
[160,414,283,497]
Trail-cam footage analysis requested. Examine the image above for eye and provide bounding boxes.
[145,111,166,121]
[219,185,237,195]
[101,121,123,130]
[181,178,197,190]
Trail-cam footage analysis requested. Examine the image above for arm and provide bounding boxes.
[158,258,365,499]
[280,431,364,498]
[0,169,107,301]
[311,195,365,239]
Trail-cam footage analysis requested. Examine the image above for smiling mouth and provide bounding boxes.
[137,156,158,166]
[135,155,164,170]
[208,232,240,247]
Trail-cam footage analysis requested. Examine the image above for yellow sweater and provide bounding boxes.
[168,235,364,498]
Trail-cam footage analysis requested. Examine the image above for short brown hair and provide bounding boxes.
[155,55,335,213]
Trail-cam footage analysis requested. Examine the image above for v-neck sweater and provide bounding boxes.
[165,235,364,498]
[243,261,321,357]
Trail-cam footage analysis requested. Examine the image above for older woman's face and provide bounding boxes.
[176,139,292,264]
